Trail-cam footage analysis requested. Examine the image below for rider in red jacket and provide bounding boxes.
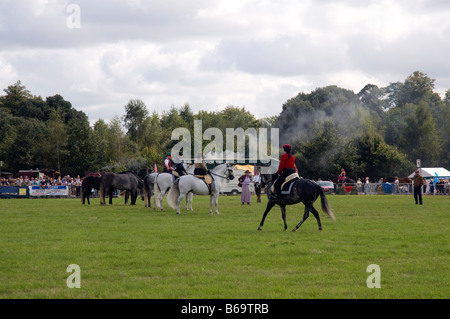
[274,144,298,195]
[163,153,172,174]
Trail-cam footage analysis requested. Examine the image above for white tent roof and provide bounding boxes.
[409,167,450,179]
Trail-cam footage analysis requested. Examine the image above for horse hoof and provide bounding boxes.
[292,228,298,232]
[258,227,263,231]
[216,212,220,215]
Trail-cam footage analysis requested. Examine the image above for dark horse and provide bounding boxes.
[99,172,144,206]
[258,173,335,232]
[81,176,101,205]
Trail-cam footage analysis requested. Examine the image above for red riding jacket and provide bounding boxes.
[278,153,297,175]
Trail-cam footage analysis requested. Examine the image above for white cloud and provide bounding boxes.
[0,0,449,123]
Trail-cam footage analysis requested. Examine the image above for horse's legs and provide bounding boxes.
[184,192,193,211]
[188,192,193,211]
[125,191,129,205]
[310,205,323,231]
[144,188,149,207]
[109,189,114,205]
[176,192,187,215]
[159,188,165,211]
[258,201,276,231]
[280,204,288,231]
[293,205,310,232]
[214,193,219,215]
[209,195,214,214]
[131,190,137,205]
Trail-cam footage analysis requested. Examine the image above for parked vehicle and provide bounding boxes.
[220,169,255,195]
[315,181,335,194]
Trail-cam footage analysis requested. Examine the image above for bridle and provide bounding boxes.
[210,164,235,181]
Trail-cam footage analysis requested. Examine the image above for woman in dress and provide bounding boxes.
[239,170,252,205]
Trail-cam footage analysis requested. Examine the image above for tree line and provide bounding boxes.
[0,71,448,180]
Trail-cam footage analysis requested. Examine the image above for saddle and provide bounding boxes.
[195,174,213,185]
[195,174,214,194]
[271,173,300,195]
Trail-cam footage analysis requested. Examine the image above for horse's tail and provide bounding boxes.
[167,179,180,209]
[315,183,335,221]
[143,176,149,207]
[154,175,161,208]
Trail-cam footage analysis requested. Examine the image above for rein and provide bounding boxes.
[186,165,234,181]
[209,170,233,181]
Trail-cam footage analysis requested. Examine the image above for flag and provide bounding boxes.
[154,164,158,173]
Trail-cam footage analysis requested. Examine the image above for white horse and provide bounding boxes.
[153,164,195,211]
[167,163,235,215]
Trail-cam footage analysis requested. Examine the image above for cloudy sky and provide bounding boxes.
[1,0,449,123]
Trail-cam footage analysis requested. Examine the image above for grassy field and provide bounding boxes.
[0,194,448,299]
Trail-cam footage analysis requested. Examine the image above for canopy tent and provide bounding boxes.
[409,167,450,179]
[235,165,255,175]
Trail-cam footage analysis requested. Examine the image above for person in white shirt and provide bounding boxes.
[394,177,400,194]
[253,169,262,203]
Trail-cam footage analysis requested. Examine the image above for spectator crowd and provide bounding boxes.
[0,175,82,197]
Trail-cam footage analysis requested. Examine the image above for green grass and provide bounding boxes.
[0,194,449,299]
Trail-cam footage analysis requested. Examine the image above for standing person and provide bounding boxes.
[413,169,424,205]
[429,179,435,195]
[253,169,262,203]
[76,175,82,197]
[193,154,208,177]
[357,178,362,193]
[338,168,346,184]
[364,177,370,195]
[394,177,400,194]
[173,152,188,178]
[239,170,252,205]
[163,153,173,174]
[422,178,428,194]
[273,144,298,196]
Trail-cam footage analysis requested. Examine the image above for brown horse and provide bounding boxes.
[384,177,412,184]
[329,174,356,185]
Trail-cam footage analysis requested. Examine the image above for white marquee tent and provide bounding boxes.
[409,167,450,179]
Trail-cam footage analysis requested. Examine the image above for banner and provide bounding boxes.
[0,187,29,198]
[29,186,69,197]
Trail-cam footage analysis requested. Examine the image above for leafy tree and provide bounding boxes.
[91,119,110,169]
[354,126,413,179]
[436,94,450,167]
[358,84,384,115]
[400,102,441,166]
[106,116,129,163]
[292,120,343,179]
[65,110,94,176]
[46,94,73,123]
[123,99,149,148]
[47,108,68,174]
